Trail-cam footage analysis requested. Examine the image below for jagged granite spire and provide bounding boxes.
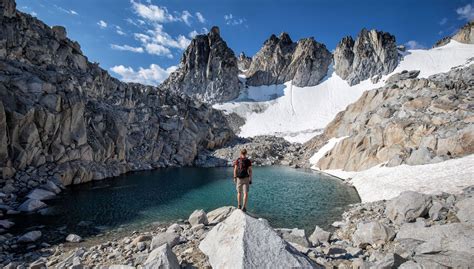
[237,52,252,71]
[160,26,240,104]
[334,29,399,86]
[246,33,332,87]
[434,20,474,47]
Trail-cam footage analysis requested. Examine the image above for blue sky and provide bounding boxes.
[17,0,474,85]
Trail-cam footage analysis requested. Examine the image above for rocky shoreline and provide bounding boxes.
[0,186,472,268]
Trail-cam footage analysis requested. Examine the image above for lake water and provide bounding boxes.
[13,166,359,239]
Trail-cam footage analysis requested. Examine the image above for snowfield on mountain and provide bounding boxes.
[215,40,474,143]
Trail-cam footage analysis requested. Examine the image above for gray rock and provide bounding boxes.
[18,230,42,243]
[66,234,82,243]
[26,188,56,201]
[166,223,183,234]
[40,180,62,194]
[188,209,208,226]
[143,243,180,269]
[428,201,448,221]
[246,33,332,87]
[434,21,474,47]
[18,199,47,212]
[396,222,474,268]
[309,225,331,246]
[455,197,474,223]
[206,206,235,225]
[334,28,399,85]
[352,221,395,248]
[405,147,433,166]
[108,266,135,269]
[0,0,16,18]
[199,210,320,268]
[150,232,180,250]
[0,219,14,229]
[385,191,432,224]
[160,26,240,104]
[275,228,311,247]
[386,70,421,84]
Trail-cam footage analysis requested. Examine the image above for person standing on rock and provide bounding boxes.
[233,149,252,212]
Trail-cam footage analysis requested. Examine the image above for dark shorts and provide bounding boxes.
[235,177,250,193]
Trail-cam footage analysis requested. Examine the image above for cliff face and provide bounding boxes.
[334,29,399,85]
[160,27,241,104]
[305,66,474,171]
[0,1,234,194]
[434,21,474,47]
[245,33,332,87]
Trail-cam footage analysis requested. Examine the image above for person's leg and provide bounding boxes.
[237,191,242,209]
[242,178,249,211]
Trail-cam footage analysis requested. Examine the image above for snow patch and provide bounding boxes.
[214,41,474,143]
[309,136,348,168]
[323,154,474,203]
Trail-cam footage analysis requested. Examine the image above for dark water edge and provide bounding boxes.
[9,166,360,248]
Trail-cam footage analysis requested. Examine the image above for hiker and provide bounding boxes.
[233,148,252,212]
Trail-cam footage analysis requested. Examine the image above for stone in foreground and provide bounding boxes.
[352,221,395,248]
[309,226,331,246]
[150,232,180,250]
[26,188,56,201]
[188,209,208,226]
[143,244,180,269]
[199,210,320,268]
[66,234,82,243]
[18,231,42,243]
[206,206,235,225]
[17,199,47,212]
[385,191,431,224]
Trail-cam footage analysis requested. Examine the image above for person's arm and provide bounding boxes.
[248,166,252,183]
[233,163,237,182]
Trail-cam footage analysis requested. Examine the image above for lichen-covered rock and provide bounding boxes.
[352,221,395,248]
[160,26,240,104]
[334,28,399,85]
[188,209,208,226]
[143,244,180,269]
[246,33,331,87]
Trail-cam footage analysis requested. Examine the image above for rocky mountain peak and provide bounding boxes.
[334,28,399,85]
[434,20,474,47]
[279,32,293,44]
[0,0,16,18]
[246,33,331,87]
[237,52,252,71]
[160,26,240,104]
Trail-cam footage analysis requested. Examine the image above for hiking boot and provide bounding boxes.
[242,207,247,212]
[237,205,241,209]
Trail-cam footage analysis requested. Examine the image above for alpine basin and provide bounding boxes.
[14,166,359,237]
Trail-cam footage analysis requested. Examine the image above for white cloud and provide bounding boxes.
[97,20,108,29]
[456,3,474,21]
[188,27,209,38]
[145,43,172,57]
[439,17,448,25]
[134,24,191,56]
[110,64,177,85]
[31,11,37,17]
[115,26,126,36]
[55,5,79,16]
[196,12,206,23]
[131,0,177,23]
[405,40,426,50]
[110,44,144,53]
[224,13,246,26]
[181,10,192,26]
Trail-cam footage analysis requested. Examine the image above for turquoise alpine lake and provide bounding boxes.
[13,166,360,238]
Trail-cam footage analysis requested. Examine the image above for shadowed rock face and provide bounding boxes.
[160,26,241,104]
[0,3,234,193]
[246,33,332,87]
[334,29,399,85]
[434,20,474,47]
[304,65,474,171]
